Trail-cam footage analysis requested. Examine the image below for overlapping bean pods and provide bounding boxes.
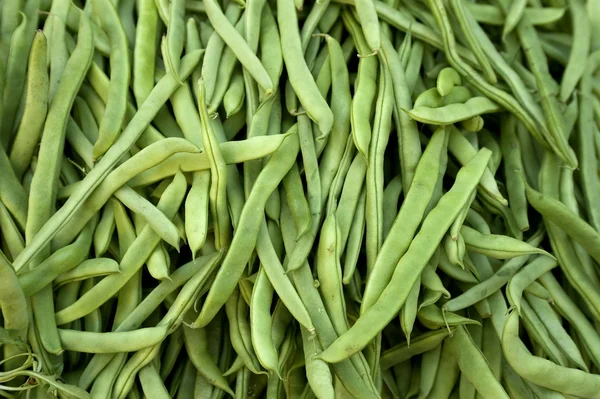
[0,0,599,397]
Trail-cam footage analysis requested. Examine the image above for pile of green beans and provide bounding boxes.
[1,0,600,397]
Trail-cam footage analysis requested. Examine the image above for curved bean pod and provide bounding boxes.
[380,329,454,371]
[503,311,600,397]
[406,96,501,125]
[448,325,510,398]
[278,0,333,137]
[461,225,553,259]
[54,258,121,287]
[90,0,129,159]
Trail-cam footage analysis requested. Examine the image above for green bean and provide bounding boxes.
[244,0,266,55]
[443,230,543,313]
[281,206,378,397]
[224,69,246,118]
[319,148,491,362]
[400,281,420,343]
[342,188,366,284]
[44,1,69,103]
[0,200,24,262]
[507,8,577,167]
[436,67,461,97]
[0,0,24,44]
[198,79,231,250]
[460,116,484,133]
[500,115,529,231]
[139,363,170,399]
[354,0,380,51]
[523,175,600,265]
[461,225,552,259]
[90,352,127,398]
[0,251,28,339]
[278,0,333,137]
[159,327,185,381]
[417,344,441,398]
[283,115,321,274]
[201,19,230,102]
[506,256,558,314]
[93,200,115,257]
[244,94,278,198]
[283,164,311,239]
[526,293,588,371]
[503,311,600,397]
[90,0,129,160]
[70,98,98,146]
[250,267,278,375]
[559,169,600,286]
[438,251,479,284]
[539,272,600,367]
[299,327,335,399]
[208,20,242,113]
[381,327,455,370]
[379,35,422,197]
[142,242,168,280]
[522,298,574,364]
[54,258,120,288]
[316,211,347,335]
[318,4,341,32]
[326,133,357,211]
[559,0,591,101]
[502,0,526,40]
[362,126,447,312]
[381,175,403,238]
[2,2,38,146]
[421,262,451,300]
[193,132,299,328]
[132,0,157,106]
[467,3,566,26]
[449,325,510,398]
[205,0,273,95]
[407,96,502,125]
[255,221,314,332]
[183,324,235,396]
[365,65,393,274]
[427,339,460,398]
[0,119,29,233]
[419,304,480,330]
[577,51,600,232]
[227,287,263,374]
[164,0,185,80]
[318,34,352,209]
[443,233,464,267]
[414,88,443,108]
[58,326,168,353]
